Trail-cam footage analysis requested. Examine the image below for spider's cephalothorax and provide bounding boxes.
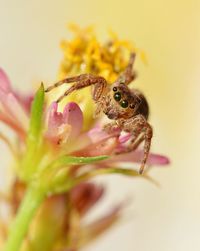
[45,53,153,174]
[102,83,149,121]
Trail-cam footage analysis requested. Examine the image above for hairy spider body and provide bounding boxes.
[45,53,153,174]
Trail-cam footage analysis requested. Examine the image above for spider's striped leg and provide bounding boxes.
[116,53,137,85]
[118,114,153,174]
[45,74,93,93]
[55,75,107,103]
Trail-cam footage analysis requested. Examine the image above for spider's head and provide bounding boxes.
[103,83,143,120]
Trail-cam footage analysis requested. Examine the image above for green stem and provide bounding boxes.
[4,185,46,251]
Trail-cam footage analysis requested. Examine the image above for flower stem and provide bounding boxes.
[3,185,46,251]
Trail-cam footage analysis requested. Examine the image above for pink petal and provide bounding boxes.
[0,90,29,131]
[87,127,118,143]
[67,126,118,155]
[119,132,131,143]
[72,127,120,156]
[0,88,8,105]
[46,102,83,145]
[0,70,29,132]
[88,127,109,143]
[70,182,104,215]
[15,92,33,114]
[74,137,119,156]
[46,102,72,144]
[0,68,11,93]
[0,112,26,140]
[47,102,63,135]
[79,204,122,245]
[147,152,170,165]
[65,133,92,153]
[5,93,29,130]
[63,102,83,140]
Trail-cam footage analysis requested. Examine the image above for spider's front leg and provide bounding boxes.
[117,52,137,85]
[45,74,107,103]
[121,115,153,174]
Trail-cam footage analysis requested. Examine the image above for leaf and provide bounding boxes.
[47,155,109,171]
[41,155,109,194]
[72,166,159,187]
[20,84,45,180]
[55,166,141,194]
[27,83,45,145]
[74,167,140,183]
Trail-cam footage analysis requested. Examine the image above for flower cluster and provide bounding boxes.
[0,25,169,251]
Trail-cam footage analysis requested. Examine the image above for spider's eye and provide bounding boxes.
[130,103,135,109]
[114,92,121,101]
[120,100,129,108]
[113,87,117,92]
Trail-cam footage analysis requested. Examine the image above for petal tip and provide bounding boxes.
[50,101,58,110]
[149,153,171,166]
[0,68,11,92]
[64,102,81,112]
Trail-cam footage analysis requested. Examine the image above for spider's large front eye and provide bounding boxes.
[114,92,121,101]
[120,100,129,108]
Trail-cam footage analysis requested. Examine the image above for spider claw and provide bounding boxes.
[45,86,53,92]
[129,52,136,65]
[56,96,63,103]
[139,165,145,175]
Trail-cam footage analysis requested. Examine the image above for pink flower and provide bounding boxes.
[0,67,169,170]
[0,69,32,140]
[46,102,83,145]
[45,101,169,170]
[0,67,170,251]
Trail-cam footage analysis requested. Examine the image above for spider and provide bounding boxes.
[45,53,153,174]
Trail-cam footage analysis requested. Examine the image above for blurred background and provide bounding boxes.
[0,0,199,250]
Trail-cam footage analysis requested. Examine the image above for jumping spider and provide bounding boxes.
[45,53,153,174]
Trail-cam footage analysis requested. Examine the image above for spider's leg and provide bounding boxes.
[117,53,137,85]
[115,123,143,155]
[55,75,107,103]
[139,124,152,174]
[45,74,94,92]
[130,133,145,151]
[120,115,153,174]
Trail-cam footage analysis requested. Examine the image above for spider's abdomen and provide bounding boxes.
[136,92,149,120]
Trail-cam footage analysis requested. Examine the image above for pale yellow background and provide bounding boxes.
[0,1,200,251]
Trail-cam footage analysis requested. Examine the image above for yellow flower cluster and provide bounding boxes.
[57,24,145,129]
[59,24,137,82]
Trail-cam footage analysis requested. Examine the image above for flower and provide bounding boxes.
[0,25,170,251]
[0,69,30,140]
[44,101,169,171]
[46,101,83,145]
[59,23,147,82]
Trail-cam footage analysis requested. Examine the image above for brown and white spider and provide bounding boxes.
[45,53,153,174]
